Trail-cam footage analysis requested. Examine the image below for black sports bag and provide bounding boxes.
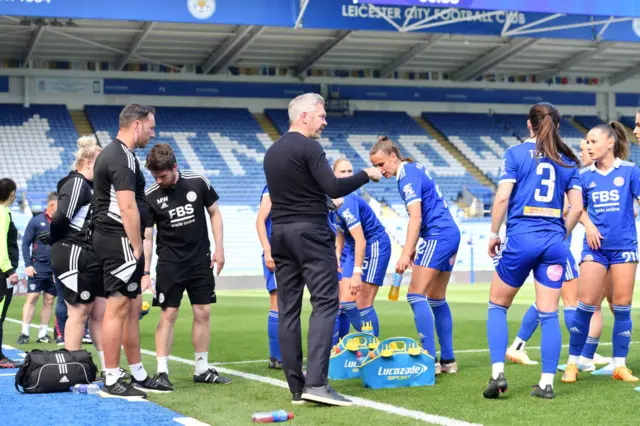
[15,349,98,394]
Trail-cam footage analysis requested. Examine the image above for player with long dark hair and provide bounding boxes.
[370,136,460,375]
[484,102,582,399]
[507,139,613,370]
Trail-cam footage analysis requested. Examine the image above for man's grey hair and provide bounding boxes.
[288,93,325,123]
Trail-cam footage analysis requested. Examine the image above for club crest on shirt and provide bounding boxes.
[187,191,197,202]
[40,222,46,227]
[614,176,625,187]
[402,184,415,199]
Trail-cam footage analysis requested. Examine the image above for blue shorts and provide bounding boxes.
[494,231,566,289]
[362,234,392,286]
[262,255,277,293]
[564,251,579,281]
[27,274,56,295]
[339,248,354,281]
[414,232,461,272]
[581,247,639,270]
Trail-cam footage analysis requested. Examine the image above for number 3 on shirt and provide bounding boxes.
[534,163,556,203]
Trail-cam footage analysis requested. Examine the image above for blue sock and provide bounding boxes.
[612,304,632,359]
[487,302,509,365]
[341,302,361,332]
[338,309,350,338]
[359,306,379,337]
[539,310,562,375]
[516,304,539,342]
[568,302,596,358]
[581,336,600,360]
[428,298,454,361]
[563,306,577,334]
[408,294,436,357]
[268,310,281,362]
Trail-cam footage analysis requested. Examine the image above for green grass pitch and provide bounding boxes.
[4,283,640,425]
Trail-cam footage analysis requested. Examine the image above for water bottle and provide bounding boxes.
[70,383,101,394]
[388,272,402,301]
[251,410,294,423]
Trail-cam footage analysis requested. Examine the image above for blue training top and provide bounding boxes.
[580,158,640,250]
[333,192,387,247]
[499,139,581,236]
[397,161,459,238]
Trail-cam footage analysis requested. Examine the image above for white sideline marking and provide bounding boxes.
[7,317,480,425]
[140,349,481,426]
[5,317,640,360]
[173,417,210,426]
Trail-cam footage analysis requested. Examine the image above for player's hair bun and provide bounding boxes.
[77,135,98,149]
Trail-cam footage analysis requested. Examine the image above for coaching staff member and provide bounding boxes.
[263,93,381,406]
[142,143,230,390]
[93,104,170,398]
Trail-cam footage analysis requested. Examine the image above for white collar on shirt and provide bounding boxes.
[524,138,536,144]
[396,161,409,181]
[590,157,622,175]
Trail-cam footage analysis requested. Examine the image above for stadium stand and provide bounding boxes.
[85,105,270,275]
[0,104,78,193]
[265,109,486,211]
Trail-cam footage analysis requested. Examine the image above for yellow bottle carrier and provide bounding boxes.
[358,337,436,389]
[328,332,380,380]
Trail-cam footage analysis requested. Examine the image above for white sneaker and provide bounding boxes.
[435,362,442,375]
[506,348,539,365]
[593,353,612,366]
[441,361,458,374]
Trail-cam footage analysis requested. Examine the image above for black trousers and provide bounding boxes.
[0,272,14,358]
[271,221,339,394]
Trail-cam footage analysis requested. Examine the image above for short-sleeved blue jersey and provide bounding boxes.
[260,185,272,242]
[397,162,459,238]
[580,158,640,250]
[499,140,581,236]
[333,193,387,246]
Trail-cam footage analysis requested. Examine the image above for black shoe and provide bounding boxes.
[103,377,147,399]
[100,367,132,382]
[152,372,174,391]
[55,336,64,346]
[82,332,92,344]
[0,357,22,369]
[193,368,232,384]
[301,385,353,406]
[16,334,29,345]
[269,358,283,370]
[36,335,53,344]
[483,373,508,399]
[292,392,305,405]
[131,375,174,393]
[531,384,555,399]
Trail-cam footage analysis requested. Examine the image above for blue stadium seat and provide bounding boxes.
[266,109,484,206]
[0,104,78,193]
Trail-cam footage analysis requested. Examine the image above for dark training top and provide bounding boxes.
[264,131,370,225]
[93,139,148,236]
[145,171,219,265]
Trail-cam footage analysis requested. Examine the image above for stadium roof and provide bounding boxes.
[2,15,640,85]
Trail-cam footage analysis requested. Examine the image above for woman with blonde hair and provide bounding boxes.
[47,136,107,367]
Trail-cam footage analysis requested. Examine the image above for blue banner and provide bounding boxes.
[330,85,596,105]
[359,0,640,19]
[103,79,320,98]
[616,93,640,107]
[0,76,8,93]
[303,1,640,43]
[0,0,295,26]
